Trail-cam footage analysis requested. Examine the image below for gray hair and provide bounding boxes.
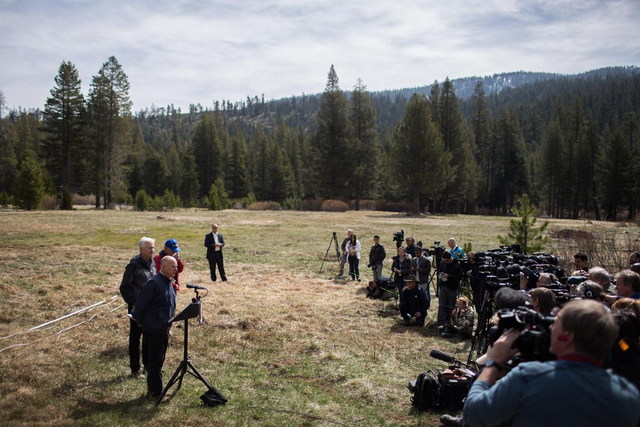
[588,267,611,287]
[138,236,155,248]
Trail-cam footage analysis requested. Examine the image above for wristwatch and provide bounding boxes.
[484,359,504,371]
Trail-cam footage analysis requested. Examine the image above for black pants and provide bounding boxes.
[143,330,169,397]
[348,255,359,280]
[208,252,226,281]
[437,286,457,327]
[128,305,145,373]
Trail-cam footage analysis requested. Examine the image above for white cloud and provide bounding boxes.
[0,0,638,110]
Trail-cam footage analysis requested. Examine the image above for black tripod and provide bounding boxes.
[467,285,494,365]
[319,232,341,274]
[156,300,227,406]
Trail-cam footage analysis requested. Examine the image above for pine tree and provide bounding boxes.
[14,150,45,210]
[434,78,478,211]
[491,110,529,212]
[315,65,351,199]
[598,125,632,220]
[393,94,450,214]
[192,114,221,197]
[539,116,564,217]
[268,142,296,202]
[0,118,18,195]
[87,56,132,209]
[226,132,250,199]
[471,81,493,203]
[142,152,168,196]
[212,177,229,209]
[180,150,200,207]
[42,61,86,208]
[252,127,270,200]
[498,194,549,254]
[349,79,378,210]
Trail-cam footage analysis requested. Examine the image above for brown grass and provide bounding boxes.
[0,209,636,426]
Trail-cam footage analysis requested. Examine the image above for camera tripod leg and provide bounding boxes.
[155,359,189,405]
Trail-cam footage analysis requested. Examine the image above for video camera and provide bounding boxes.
[488,306,555,362]
[393,230,404,248]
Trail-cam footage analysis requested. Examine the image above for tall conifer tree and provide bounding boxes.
[87,56,131,209]
[393,94,450,214]
[42,61,85,208]
[315,65,351,199]
[192,114,221,197]
[349,79,378,210]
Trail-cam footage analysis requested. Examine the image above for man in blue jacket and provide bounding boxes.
[463,299,640,426]
[131,256,177,399]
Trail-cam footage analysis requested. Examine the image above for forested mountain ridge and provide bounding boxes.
[1,63,638,220]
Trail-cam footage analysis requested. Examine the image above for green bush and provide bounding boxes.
[0,192,13,207]
[134,189,151,211]
[162,189,180,211]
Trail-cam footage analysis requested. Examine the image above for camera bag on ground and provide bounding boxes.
[408,369,441,411]
[438,369,472,410]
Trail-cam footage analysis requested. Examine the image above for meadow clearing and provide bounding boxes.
[0,209,636,426]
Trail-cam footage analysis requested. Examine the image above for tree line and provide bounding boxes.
[0,60,638,219]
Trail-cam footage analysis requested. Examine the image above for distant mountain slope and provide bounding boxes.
[375,66,639,100]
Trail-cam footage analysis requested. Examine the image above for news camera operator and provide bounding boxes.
[466,251,483,313]
[411,245,431,307]
[463,299,640,427]
[437,251,462,335]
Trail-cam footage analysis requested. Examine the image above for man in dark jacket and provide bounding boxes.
[368,235,386,280]
[412,246,432,309]
[120,237,156,377]
[131,256,177,399]
[204,223,227,282]
[399,275,428,326]
[437,251,462,333]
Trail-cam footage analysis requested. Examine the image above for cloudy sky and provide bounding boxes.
[1,0,639,111]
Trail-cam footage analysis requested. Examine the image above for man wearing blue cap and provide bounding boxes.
[153,238,184,292]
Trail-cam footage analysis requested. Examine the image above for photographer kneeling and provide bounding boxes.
[463,299,639,427]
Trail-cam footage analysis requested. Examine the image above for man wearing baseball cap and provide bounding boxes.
[153,238,184,292]
[399,274,428,327]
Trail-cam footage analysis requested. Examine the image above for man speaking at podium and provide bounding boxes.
[131,256,178,400]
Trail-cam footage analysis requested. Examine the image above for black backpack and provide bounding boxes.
[409,369,441,411]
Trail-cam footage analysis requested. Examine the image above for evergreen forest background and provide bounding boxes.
[0,58,638,220]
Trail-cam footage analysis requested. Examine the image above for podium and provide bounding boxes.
[155,301,227,406]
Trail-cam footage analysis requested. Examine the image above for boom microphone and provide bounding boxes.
[186,283,207,291]
[430,349,456,364]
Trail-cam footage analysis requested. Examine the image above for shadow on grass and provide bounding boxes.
[71,394,157,423]
[99,345,128,359]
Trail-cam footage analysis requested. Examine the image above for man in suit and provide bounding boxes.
[205,223,227,282]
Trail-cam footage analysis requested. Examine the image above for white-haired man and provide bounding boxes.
[120,236,156,378]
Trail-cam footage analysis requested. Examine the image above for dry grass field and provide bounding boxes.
[0,209,636,426]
